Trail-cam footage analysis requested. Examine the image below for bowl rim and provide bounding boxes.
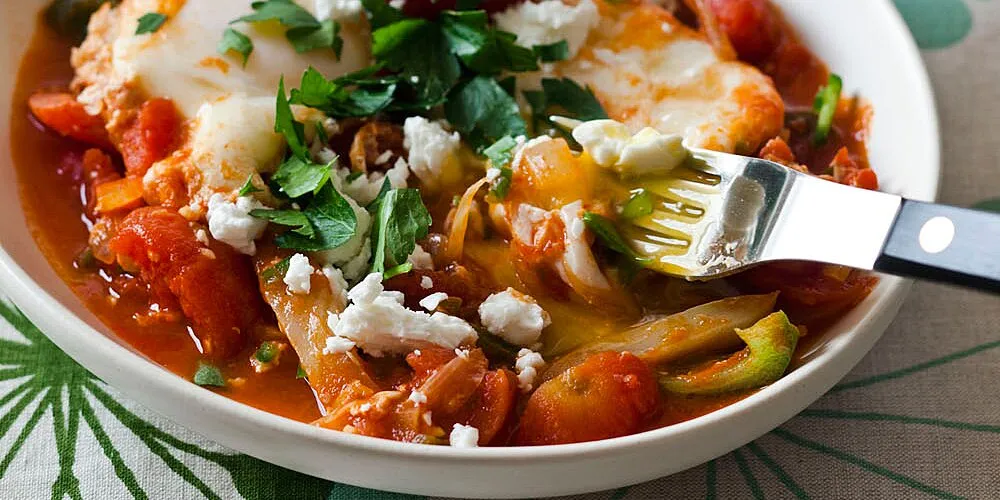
[0,0,940,486]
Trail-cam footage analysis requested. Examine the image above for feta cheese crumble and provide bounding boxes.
[572,119,689,176]
[478,288,552,346]
[419,292,449,312]
[314,0,363,21]
[403,117,461,190]
[330,273,478,356]
[323,265,350,306]
[493,0,599,60]
[206,194,268,255]
[515,348,546,393]
[408,390,427,405]
[420,276,434,289]
[194,229,210,246]
[449,423,480,448]
[323,335,356,355]
[407,244,434,270]
[284,254,315,294]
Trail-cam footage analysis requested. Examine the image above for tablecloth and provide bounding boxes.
[2,1,999,498]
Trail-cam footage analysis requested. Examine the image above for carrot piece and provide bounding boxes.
[94,176,145,214]
[514,351,660,445]
[462,369,518,445]
[28,92,111,148]
[120,98,182,176]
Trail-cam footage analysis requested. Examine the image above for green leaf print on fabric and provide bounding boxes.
[893,0,973,49]
[0,300,337,499]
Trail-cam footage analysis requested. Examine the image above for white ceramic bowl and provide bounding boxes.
[0,1,938,497]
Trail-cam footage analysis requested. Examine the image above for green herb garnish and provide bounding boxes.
[272,156,333,198]
[445,76,527,151]
[237,175,263,197]
[255,341,281,363]
[193,362,226,387]
[533,40,570,62]
[483,135,518,169]
[369,188,432,275]
[260,256,293,283]
[274,77,309,160]
[272,184,358,251]
[232,0,343,57]
[296,365,308,379]
[135,13,167,35]
[218,28,253,66]
[582,211,647,263]
[812,73,842,145]
[621,190,653,219]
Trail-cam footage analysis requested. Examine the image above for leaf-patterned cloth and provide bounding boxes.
[3,1,1000,498]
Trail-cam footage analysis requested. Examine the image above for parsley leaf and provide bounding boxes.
[234,0,319,28]
[483,135,517,168]
[490,167,513,200]
[135,13,167,35]
[233,0,342,57]
[276,184,358,251]
[193,362,226,387]
[290,67,396,117]
[361,0,404,30]
[533,40,569,62]
[274,77,309,160]
[250,209,315,237]
[287,18,342,57]
[272,156,332,198]
[373,19,460,107]
[369,188,432,274]
[445,76,526,151]
[218,28,254,66]
[539,78,608,121]
[238,175,263,196]
[441,11,538,75]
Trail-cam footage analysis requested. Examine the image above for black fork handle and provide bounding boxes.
[874,200,1000,293]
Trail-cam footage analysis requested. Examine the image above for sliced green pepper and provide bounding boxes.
[659,311,800,395]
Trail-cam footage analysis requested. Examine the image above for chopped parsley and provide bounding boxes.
[193,362,226,387]
[290,67,396,118]
[445,76,527,151]
[254,341,281,363]
[271,156,333,198]
[812,73,843,145]
[231,0,343,58]
[533,40,570,62]
[218,28,254,66]
[273,184,358,251]
[368,187,432,275]
[237,175,263,196]
[135,13,167,35]
[274,77,309,160]
[484,136,518,200]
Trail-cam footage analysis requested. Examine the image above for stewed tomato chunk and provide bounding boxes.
[514,351,660,445]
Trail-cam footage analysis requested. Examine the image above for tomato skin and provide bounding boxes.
[706,0,780,63]
[405,347,459,387]
[456,369,519,445]
[28,92,111,149]
[120,98,182,176]
[514,351,660,446]
[110,207,265,358]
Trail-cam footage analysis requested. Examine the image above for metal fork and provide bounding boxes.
[622,148,1000,293]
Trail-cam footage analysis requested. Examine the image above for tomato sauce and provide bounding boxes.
[11,21,322,423]
[10,2,876,444]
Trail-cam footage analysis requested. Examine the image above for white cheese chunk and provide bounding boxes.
[336,157,410,206]
[283,254,315,295]
[408,390,427,405]
[332,273,477,356]
[407,244,434,270]
[419,292,449,312]
[323,265,350,306]
[449,423,480,448]
[322,334,356,355]
[515,348,546,393]
[493,0,599,60]
[572,119,688,176]
[206,194,268,255]
[403,117,461,190]
[420,276,434,289]
[478,288,551,346]
[314,0,364,21]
